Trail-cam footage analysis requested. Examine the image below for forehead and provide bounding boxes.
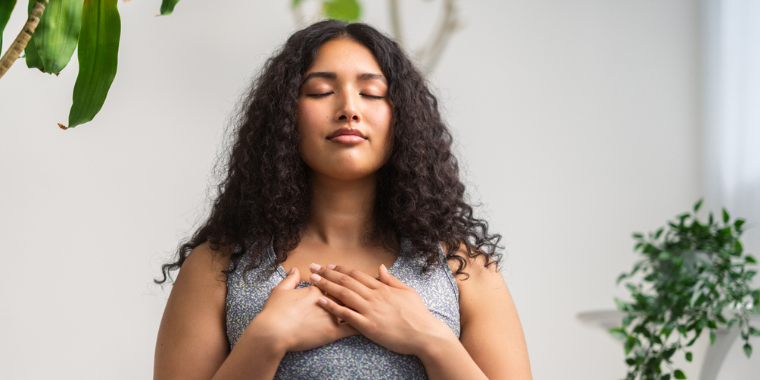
[306,38,383,76]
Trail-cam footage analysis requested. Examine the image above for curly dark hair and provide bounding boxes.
[156,20,503,285]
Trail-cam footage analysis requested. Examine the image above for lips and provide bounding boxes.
[327,127,367,140]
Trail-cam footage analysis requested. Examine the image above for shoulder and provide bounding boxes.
[154,242,236,378]
[439,242,505,322]
[179,241,234,285]
[439,241,533,379]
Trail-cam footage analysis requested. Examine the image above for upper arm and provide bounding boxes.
[445,243,533,380]
[154,242,233,380]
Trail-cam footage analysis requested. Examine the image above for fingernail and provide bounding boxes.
[310,263,321,272]
[327,264,336,269]
[381,264,387,272]
[310,273,322,283]
[289,267,295,275]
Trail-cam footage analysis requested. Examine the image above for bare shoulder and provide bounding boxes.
[178,241,234,285]
[439,241,533,380]
[154,242,235,380]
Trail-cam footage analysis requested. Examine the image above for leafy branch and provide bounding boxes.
[612,199,760,380]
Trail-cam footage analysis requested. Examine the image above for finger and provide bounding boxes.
[318,295,368,331]
[310,272,368,311]
[310,265,374,299]
[274,267,301,290]
[330,264,382,290]
[378,264,408,289]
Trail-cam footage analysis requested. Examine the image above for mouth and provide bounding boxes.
[328,135,367,144]
[327,127,367,140]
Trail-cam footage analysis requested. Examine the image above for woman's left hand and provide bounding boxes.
[308,263,453,356]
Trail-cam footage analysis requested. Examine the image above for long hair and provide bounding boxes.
[156,20,503,284]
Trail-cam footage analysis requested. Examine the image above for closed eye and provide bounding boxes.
[361,94,384,100]
[306,92,333,98]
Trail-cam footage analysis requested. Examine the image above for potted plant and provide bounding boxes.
[612,199,760,380]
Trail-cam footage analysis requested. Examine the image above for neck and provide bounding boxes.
[303,171,379,248]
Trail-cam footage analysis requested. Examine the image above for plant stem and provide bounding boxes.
[0,0,49,80]
[415,0,459,75]
[388,0,403,46]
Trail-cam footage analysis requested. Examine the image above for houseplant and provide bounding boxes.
[612,199,760,380]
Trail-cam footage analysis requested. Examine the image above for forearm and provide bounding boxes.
[211,321,286,380]
[418,332,489,380]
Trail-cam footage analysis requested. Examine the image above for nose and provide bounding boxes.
[335,90,361,123]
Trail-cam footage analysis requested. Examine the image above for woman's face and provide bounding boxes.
[296,38,393,181]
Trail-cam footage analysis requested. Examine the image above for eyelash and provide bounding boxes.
[306,92,384,100]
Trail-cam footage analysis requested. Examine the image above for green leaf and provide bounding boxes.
[710,330,716,345]
[0,0,16,53]
[609,327,627,340]
[750,326,760,337]
[160,0,180,16]
[633,232,643,239]
[694,199,703,212]
[723,208,730,223]
[624,336,637,355]
[744,343,752,358]
[323,0,360,21]
[614,297,627,312]
[66,0,120,129]
[746,255,757,264]
[34,0,84,74]
[685,351,692,362]
[734,240,743,255]
[655,227,665,239]
[616,273,628,285]
[735,219,745,229]
[24,0,43,70]
[291,0,304,8]
[674,369,686,379]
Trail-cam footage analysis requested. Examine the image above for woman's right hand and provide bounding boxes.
[244,267,359,352]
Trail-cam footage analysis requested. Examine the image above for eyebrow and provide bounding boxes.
[302,72,387,84]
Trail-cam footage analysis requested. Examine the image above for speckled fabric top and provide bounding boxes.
[225,236,460,380]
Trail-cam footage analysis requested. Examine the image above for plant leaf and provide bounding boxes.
[34,0,84,74]
[674,369,686,379]
[323,0,360,21]
[723,208,729,223]
[292,0,304,8]
[744,343,752,358]
[746,255,757,264]
[0,0,17,53]
[24,0,44,70]
[160,0,180,16]
[694,199,703,212]
[66,0,120,128]
[685,351,692,362]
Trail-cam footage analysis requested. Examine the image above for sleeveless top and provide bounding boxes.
[225,236,461,380]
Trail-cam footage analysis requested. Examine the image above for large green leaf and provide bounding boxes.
[34,0,84,74]
[65,0,120,129]
[0,0,17,53]
[323,0,360,21]
[159,0,179,16]
[24,0,43,70]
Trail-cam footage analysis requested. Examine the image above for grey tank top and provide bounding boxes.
[225,236,460,380]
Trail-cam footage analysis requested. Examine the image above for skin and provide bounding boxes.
[154,38,532,380]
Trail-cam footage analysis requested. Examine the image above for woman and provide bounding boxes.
[154,20,531,380]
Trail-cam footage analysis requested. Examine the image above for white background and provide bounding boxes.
[1,0,757,379]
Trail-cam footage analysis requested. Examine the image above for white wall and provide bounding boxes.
[0,0,718,379]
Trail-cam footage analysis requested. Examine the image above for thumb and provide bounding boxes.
[276,267,301,290]
[378,264,404,288]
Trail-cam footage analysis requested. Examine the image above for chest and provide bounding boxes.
[279,241,399,283]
